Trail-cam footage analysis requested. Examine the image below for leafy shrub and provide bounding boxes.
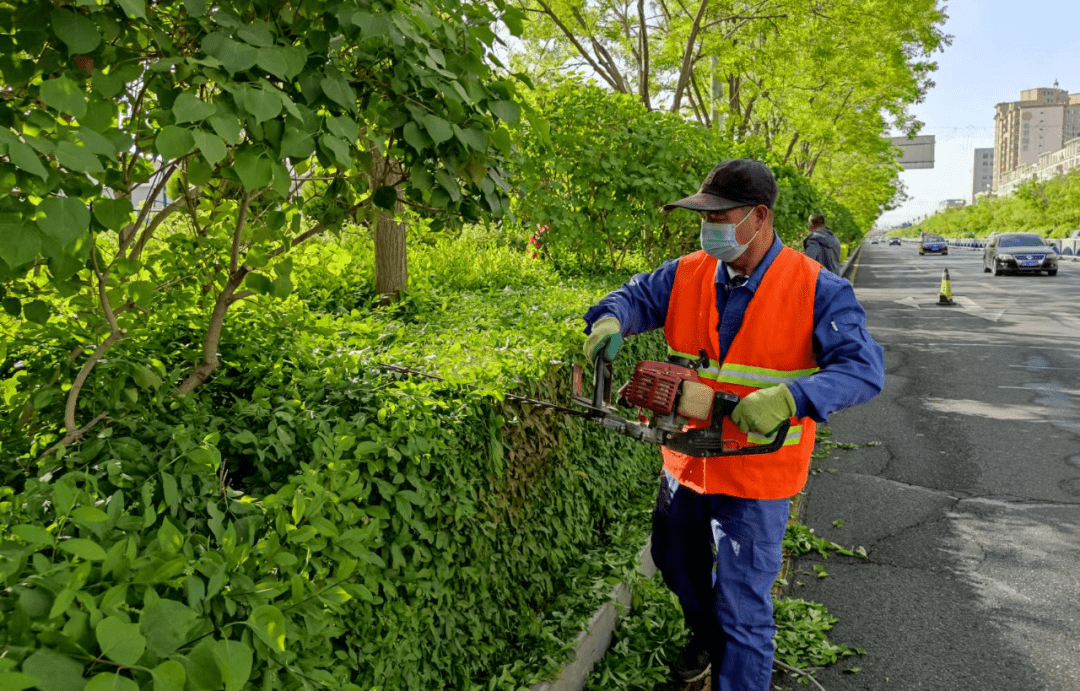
[0,231,669,690]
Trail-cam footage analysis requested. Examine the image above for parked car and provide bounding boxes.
[918,234,948,255]
[983,233,1058,276]
[888,237,901,246]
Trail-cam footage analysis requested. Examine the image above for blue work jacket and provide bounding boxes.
[583,236,885,423]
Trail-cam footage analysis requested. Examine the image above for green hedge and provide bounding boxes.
[0,232,666,691]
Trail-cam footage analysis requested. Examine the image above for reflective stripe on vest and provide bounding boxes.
[661,246,821,499]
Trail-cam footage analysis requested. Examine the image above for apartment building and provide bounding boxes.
[972,147,993,202]
[992,83,1080,191]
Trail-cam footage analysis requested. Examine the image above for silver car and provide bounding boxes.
[983,233,1058,276]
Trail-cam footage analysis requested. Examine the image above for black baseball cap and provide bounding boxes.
[663,159,779,212]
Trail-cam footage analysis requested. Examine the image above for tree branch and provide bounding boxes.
[533,0,621,92]
[670,0,710,113]
[230,193,252,275]
[637,0,651,108]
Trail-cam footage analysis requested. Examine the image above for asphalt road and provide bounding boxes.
[775,241,1080,691]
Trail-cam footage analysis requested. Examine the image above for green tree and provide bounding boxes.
[0,0,523,446]
[506,0,949,230]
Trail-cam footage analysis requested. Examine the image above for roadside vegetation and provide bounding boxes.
[909,169,1080,238]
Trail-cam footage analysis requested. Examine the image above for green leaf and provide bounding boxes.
[6,139,50,179]
[326,115,358,143]
[402,122,432,151]
[2,297,21,317]
[113,0,146,20]
[155,126,195,160]
[422,114,453,144]
[183,0,206,17]
[132,364,162,389]
[320,74,356,113]
[256,47,290,80]
[96,616,147,666]
[234,148,272,190]
[243,272,272,294]
[201,33,257,75]
[237,24,274,47]
[318,135,351,168]
[173,93,216,123]
[150,661,186,691]
[51,8,101,54]
[72,506,109,525]
[488,99,521,124]
[182,640,221,691]
[140,599,197,657]
[280,128,315,159]
[209,114,243,145]
[37,197,91,247]
[93,198,134,232]
[243,87,282,124]
[211,640,252,691]
[372,186,398,211]
[58,538,108,561]
[23,299,49,324]
[84,673,138,691]
[454,125,488,152]
[192,130,227,167]
[56,140,105,174]
[40,76,88,119]
[75,128,119,160]
[247,605,286,653]
[49,588,75,619]
[0,672,38,691]
[21,649,86,691]
[157,517,184,554]
[11,524,53,546]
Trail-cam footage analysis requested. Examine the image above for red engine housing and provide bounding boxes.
[619,361,702,416]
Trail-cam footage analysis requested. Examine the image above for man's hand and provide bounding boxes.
[583,317,623,363]
[732,385,796,435]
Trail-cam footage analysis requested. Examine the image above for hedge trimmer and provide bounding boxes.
[379,353,787,458]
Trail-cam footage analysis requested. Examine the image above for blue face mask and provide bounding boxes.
[700,210,758,262]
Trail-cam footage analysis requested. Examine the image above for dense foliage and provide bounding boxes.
[507,0,950,230]
[1,229,670,690]
[0,0,524,450]
[508,76,863,272]
[912,170,1080,238]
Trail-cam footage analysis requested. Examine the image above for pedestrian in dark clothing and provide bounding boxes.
[803,213,842,274]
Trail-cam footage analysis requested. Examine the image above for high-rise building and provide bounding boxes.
[993,83,1080,191]
[972,148,993,202]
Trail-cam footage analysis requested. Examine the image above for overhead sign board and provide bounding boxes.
[891,135,935,170]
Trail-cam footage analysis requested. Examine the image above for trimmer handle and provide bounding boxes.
[592,352,613,409]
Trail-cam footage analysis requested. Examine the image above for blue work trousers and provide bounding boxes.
[651,469,790,691]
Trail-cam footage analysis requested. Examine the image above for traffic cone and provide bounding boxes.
[937,268,954,306]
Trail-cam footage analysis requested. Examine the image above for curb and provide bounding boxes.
[530,539,658,691]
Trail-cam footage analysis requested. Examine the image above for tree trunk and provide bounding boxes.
[374,211,407,303]
[371,151,407,303]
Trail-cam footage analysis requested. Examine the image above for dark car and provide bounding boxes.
[918,234,948,255]
[983,233,1058,276]
[888,237,901,246]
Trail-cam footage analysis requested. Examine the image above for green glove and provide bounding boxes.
[732,385,796,436]
[583,317,623,363]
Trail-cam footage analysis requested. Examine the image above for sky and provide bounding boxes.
[876,1,1080,228]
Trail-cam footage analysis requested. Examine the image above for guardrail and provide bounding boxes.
[936,237,1080,260]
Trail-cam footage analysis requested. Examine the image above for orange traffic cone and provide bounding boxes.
[937,268,954,306]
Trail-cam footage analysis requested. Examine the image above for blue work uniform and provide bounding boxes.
[583,235,884,691]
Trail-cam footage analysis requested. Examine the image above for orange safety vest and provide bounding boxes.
[661,246,821,499]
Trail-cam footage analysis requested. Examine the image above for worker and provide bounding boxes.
[581,159,884,691]
[803,213,842,273]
